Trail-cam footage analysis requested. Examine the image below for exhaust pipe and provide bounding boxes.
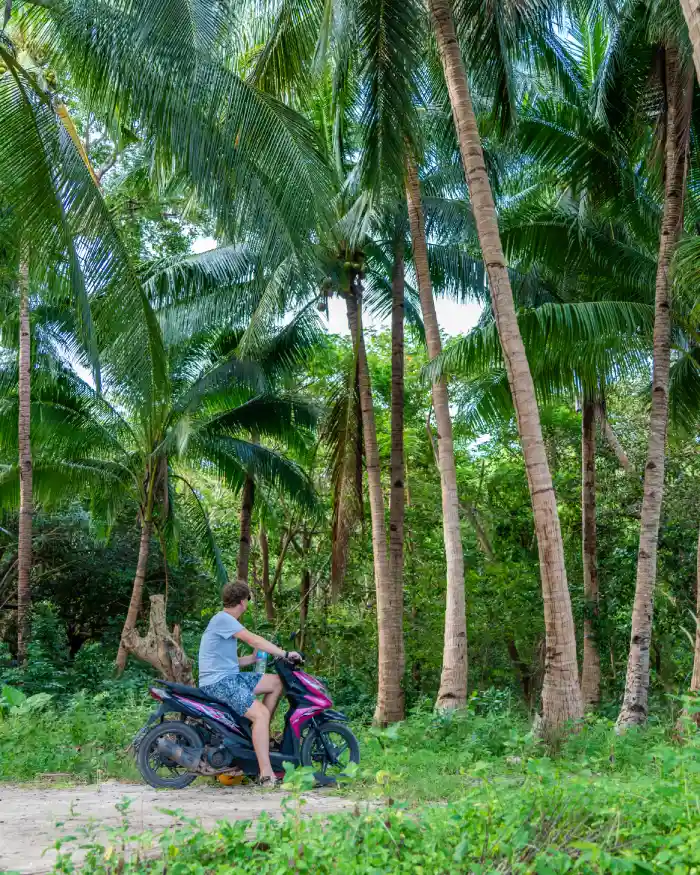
[156,737,203,770]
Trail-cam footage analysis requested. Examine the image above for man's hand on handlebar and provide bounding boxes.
[285,650,303,663]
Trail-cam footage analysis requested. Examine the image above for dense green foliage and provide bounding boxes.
[2,331,700,717]
[4,0,700,870]
[32,707,700,873]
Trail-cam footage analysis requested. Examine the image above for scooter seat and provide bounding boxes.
[163,681,231,708]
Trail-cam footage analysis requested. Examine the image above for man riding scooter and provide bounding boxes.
[198,580,302,786]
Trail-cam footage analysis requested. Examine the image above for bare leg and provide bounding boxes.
[254,673,284,720]
[244,700,274,779]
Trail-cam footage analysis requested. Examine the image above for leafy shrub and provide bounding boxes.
[0,690,149,781]
[0,684,53,719]
[51,733,700,873]
[0,602,157,700]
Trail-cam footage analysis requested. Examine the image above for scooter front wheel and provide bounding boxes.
[300,721,360,782]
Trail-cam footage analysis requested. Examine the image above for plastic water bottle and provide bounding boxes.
[254,650,267,673]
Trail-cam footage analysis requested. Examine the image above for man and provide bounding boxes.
[198,580,302,785]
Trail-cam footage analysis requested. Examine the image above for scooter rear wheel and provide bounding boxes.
[136,720,200,789]
[300,721,360,783]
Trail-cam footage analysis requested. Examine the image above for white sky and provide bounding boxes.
[191,237,483,338]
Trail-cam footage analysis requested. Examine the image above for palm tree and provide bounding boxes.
[16,260,31,664]
[426,0,585,731]
[2,0,328,659]
[390,222,407,719]
[406,162,467,707]
[619,57,692,727]
[253,0,477,713]
[491,1,694,727]
[0,298,318,671]
[605,12,693,730]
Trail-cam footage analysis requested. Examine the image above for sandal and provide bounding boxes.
[258,775,283,788]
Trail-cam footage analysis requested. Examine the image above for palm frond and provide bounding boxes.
[171,470,228,584]
[24,0,331,255]
[194,435,317,509]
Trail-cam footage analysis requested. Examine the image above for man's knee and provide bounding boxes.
[246,701,269,724]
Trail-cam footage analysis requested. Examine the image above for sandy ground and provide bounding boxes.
[0,781,356,874]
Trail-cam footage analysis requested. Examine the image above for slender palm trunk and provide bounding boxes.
[580,399,600,709]
[406,163,467,709]
[116,511,153,673]
[388,237,406,721]
[17,263,32,665]
[299,531,312,651]
[679,0,700,85]
[598,411,635,476]
[428,0,581,731]
[259,524,276,622]
[346,279,403,724]
[617,49,692,730]
[237,474,255,582]
[330,374,363,603]
[690,523,700,698]
[507,639,532,706]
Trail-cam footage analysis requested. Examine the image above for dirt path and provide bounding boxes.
[0,781,356,873]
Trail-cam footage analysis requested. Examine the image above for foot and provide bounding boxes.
[258,774,282,788]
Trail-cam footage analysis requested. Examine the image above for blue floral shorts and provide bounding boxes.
[200,672,260,716]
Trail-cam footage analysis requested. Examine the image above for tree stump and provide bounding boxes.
[122,595,194,684]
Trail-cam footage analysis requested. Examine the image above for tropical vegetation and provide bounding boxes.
[3,0,700,867]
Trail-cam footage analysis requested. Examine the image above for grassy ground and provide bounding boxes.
[4,695,700,871]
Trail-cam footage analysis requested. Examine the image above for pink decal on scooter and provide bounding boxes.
[294,671,328,694]
[176,696,243,734]
[305,692,332,709]
[290,705,325,738]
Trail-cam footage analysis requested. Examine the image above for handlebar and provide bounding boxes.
[275,652,305,665]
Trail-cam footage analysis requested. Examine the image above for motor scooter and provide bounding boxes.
[134,656,359,787]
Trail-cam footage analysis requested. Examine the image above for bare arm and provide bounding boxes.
[235,628,287,659]
[238,653,258,667]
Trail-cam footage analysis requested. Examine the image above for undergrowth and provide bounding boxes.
[2,692,700,871]
[48,726,700,874]
[0,690,148,782]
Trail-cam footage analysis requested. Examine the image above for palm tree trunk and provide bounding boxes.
[617,48,691,730]
[406,162,467,709]
[116,512,153,673]
[299,531,312,651]
[346,278,404,724]
[690,523,700,698]
[259,524,276,622]
[507,639,532,706]
[16,262,32,665]
[427,0,581,731]
[597,410,635,476]
[388,236,406,719]
[679,0,700,85]
[237,474,255,582]
[580,399,600,709]
[330,372,363,603]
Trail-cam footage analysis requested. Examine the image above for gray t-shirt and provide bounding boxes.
[198,611,244,686]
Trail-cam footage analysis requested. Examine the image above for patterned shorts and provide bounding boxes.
[200,672,260,716]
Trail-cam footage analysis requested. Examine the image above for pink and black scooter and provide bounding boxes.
[134,656,360,787]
